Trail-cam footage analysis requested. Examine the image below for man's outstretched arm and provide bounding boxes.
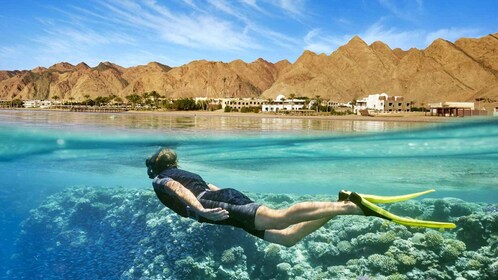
[164,180,229,221]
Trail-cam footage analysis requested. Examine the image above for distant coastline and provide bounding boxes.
[0,107,451,123]
[127,109,452,123]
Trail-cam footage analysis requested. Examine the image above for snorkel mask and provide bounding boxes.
[145,151,159,179]
[146,148,178,179]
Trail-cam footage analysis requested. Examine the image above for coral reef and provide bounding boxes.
[8,187,498,279]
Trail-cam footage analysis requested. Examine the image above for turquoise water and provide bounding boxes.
[1,110,497,278]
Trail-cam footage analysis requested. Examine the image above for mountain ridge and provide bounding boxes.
[1,33,497,108]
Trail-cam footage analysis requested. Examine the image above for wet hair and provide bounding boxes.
[145,147,178,179]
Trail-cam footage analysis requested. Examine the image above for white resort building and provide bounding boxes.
[23,100,54,108]
[222,98,266,111]
[354,93,410,114]
[194,97,265,111]
[262,95,306,112]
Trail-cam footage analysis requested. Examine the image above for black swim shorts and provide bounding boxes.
[196,188,265,239]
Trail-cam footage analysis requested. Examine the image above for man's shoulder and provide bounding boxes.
[153,175,172,189]
[163,168,201,178]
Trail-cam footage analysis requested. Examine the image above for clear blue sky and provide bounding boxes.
[1,0,497,70]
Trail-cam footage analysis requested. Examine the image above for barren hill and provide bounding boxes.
[1,33,497,108]
[263,33,498,107]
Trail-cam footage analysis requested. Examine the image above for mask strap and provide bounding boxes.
[146,149,161,178]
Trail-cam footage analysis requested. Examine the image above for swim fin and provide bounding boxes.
[338,189,435,203]
[349,192,456,229]
[348,192,392,221]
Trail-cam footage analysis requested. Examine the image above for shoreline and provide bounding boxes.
[1,107,456,123]
[126,109,451,123]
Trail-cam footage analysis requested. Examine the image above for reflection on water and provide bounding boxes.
[0,110,432,133]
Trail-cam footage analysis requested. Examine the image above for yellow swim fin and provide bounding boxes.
[349,192,456,229]
[339,189,435,204]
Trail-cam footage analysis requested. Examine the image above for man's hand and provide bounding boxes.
[164,180,228,221]
[199,208,229,221]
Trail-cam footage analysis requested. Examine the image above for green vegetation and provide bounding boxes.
[0,99,23,108]
[125,94,142,108]
[3,92,413,117]
[411,106,428,112]
[172,98,198,110]
[329,108,353,115]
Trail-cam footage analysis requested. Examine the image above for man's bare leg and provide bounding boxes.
[255,200,363,230]
[263,217,332,247]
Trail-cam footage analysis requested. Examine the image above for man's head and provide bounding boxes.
[146,147,178,178]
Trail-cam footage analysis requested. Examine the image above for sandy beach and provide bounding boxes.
[126,110,451,123]
[1,107,463,123]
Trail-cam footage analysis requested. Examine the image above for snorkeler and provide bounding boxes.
[146,147,455,247]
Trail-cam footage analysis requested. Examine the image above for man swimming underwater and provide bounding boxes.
[146,147,455,247]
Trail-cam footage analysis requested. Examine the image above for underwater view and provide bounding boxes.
[0,110,497,279]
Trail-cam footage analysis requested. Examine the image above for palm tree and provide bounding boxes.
[314,95,322,112]
[108,94,117,105]
[84,94,91,106]
[126,94,142,109]
[114,97,123,107]
[52,95,60,108]
[94,96,110,107]
[148,91,161,108]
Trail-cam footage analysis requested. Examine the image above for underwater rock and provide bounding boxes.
[219,247,250,280]
[387,200,423,217]
[9,186,498,280]
[440,239,466,261]
[424,230,445,251]
[368,254,398,274]
[456,211,498,250]
[337,240,353,254]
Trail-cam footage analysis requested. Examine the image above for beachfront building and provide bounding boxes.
[262,94,306,112]
[428,102,476,117]
[494,107,498,117]
[354,93,410,114]
[23,100,40,108]
[23,100,53,108]
[222,98,266,111]
[326,101,353,109]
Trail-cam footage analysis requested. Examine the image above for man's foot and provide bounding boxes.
[348,192,392,221]
[338,190,350,202]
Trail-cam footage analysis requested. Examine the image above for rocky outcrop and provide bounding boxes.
[1,33,497,106]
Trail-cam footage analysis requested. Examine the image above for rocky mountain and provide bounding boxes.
[263,33,498,107]
[1,33,497,108]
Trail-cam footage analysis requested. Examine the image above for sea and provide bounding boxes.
[1,110,497,279]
